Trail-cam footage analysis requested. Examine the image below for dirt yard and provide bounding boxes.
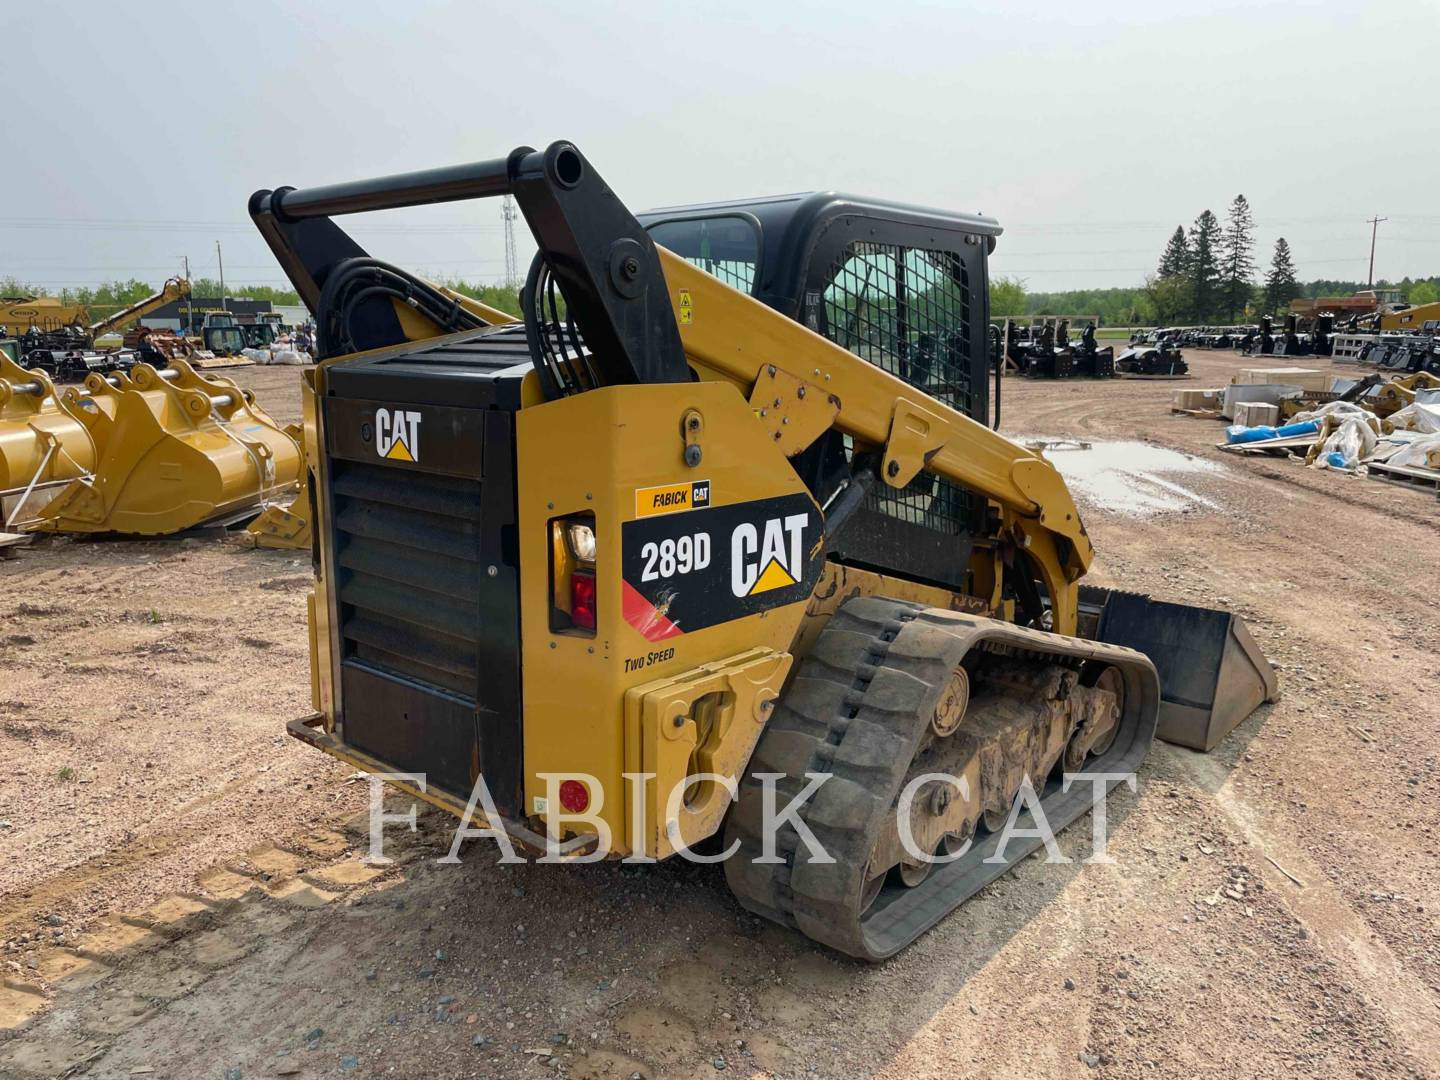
[2,351,1438,1079]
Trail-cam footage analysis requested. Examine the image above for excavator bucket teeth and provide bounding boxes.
[1084,588,1279,751]
[33,360,301,536]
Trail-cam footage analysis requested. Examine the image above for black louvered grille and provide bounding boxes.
[332,459,482,700]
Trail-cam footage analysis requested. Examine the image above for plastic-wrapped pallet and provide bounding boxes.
[1383,402,1440,435]
[1312,416,1379,471]
[1386,433,1440,470]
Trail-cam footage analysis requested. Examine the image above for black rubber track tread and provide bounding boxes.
[723,598,1161,961]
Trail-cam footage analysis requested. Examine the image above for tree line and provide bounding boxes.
[1146,195,1298,323]
[990,272,1440,327]
[988,195,1440,326]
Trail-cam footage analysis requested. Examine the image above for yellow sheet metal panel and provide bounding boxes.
[517,381,821,854]
[624,647,792,859]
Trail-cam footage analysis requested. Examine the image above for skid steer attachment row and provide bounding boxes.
[251,141,1276,960]
[35,360,301,535]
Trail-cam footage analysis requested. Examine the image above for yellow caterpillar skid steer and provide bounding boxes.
[253,143,1277,959]
[34,359,301,535]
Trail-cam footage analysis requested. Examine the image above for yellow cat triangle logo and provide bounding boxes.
[749,558,797,595]
[375,407,421,463]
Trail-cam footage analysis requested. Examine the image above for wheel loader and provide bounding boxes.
[252,142,1276,960]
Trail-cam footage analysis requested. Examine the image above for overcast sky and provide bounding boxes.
[3,0,1437,296]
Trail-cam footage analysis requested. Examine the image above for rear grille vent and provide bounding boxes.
[331,459,481,700]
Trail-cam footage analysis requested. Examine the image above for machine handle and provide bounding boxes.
[262,148,538,222]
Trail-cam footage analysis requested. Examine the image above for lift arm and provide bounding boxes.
[655,250,1094,579]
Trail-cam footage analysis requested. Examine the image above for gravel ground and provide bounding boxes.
[1,350,1437,1079]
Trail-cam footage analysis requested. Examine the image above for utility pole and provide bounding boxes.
[183,255,193,334]
[502,194,519,287]
[1366,215,1387,287]
[216,240,227,312]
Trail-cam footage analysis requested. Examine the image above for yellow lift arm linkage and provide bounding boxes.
[654,249,1092,636]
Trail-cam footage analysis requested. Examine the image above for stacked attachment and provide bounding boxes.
[34,360,300,535]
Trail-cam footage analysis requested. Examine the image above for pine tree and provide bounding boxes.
[1220,195,1256,321]
[1264,238,1300,315]
[1157,226,1188,279]
[1186,210,1224,322]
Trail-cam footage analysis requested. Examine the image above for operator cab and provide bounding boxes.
[640,194,1002,592]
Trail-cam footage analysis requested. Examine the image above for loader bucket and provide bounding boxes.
[1,354,98,522]
[1085,588,1279,751]
[245,424,311,550]
[34,360,301,536]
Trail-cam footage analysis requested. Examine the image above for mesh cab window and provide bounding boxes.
[646,216,759,293]
[818,242,972,415]
[818,241,978,536]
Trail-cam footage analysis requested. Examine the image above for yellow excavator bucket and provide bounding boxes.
[0,352,98,524]
[34,360,301,535]
[245,422,311,549]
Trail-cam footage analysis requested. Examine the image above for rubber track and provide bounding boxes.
[723,596,1160,961]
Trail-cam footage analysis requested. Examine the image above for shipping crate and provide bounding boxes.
[1232,401,1281,427]
[1234,367,1330,393]
[1172,388,1223,411]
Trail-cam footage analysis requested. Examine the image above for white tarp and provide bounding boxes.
[1385,402,1440,434]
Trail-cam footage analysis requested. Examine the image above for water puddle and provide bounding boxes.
[1020,437,1227,516]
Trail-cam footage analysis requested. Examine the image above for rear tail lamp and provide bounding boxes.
[549,511,597,636]
[570,570,597,631]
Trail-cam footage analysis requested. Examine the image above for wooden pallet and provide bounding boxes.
[1366,460,1440,493]
[1217,434,1318,456]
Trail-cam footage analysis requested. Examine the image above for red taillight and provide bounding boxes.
[570,570,597,631]
[559,779,590,813]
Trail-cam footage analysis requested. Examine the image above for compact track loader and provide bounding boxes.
[254,143,1276,959]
